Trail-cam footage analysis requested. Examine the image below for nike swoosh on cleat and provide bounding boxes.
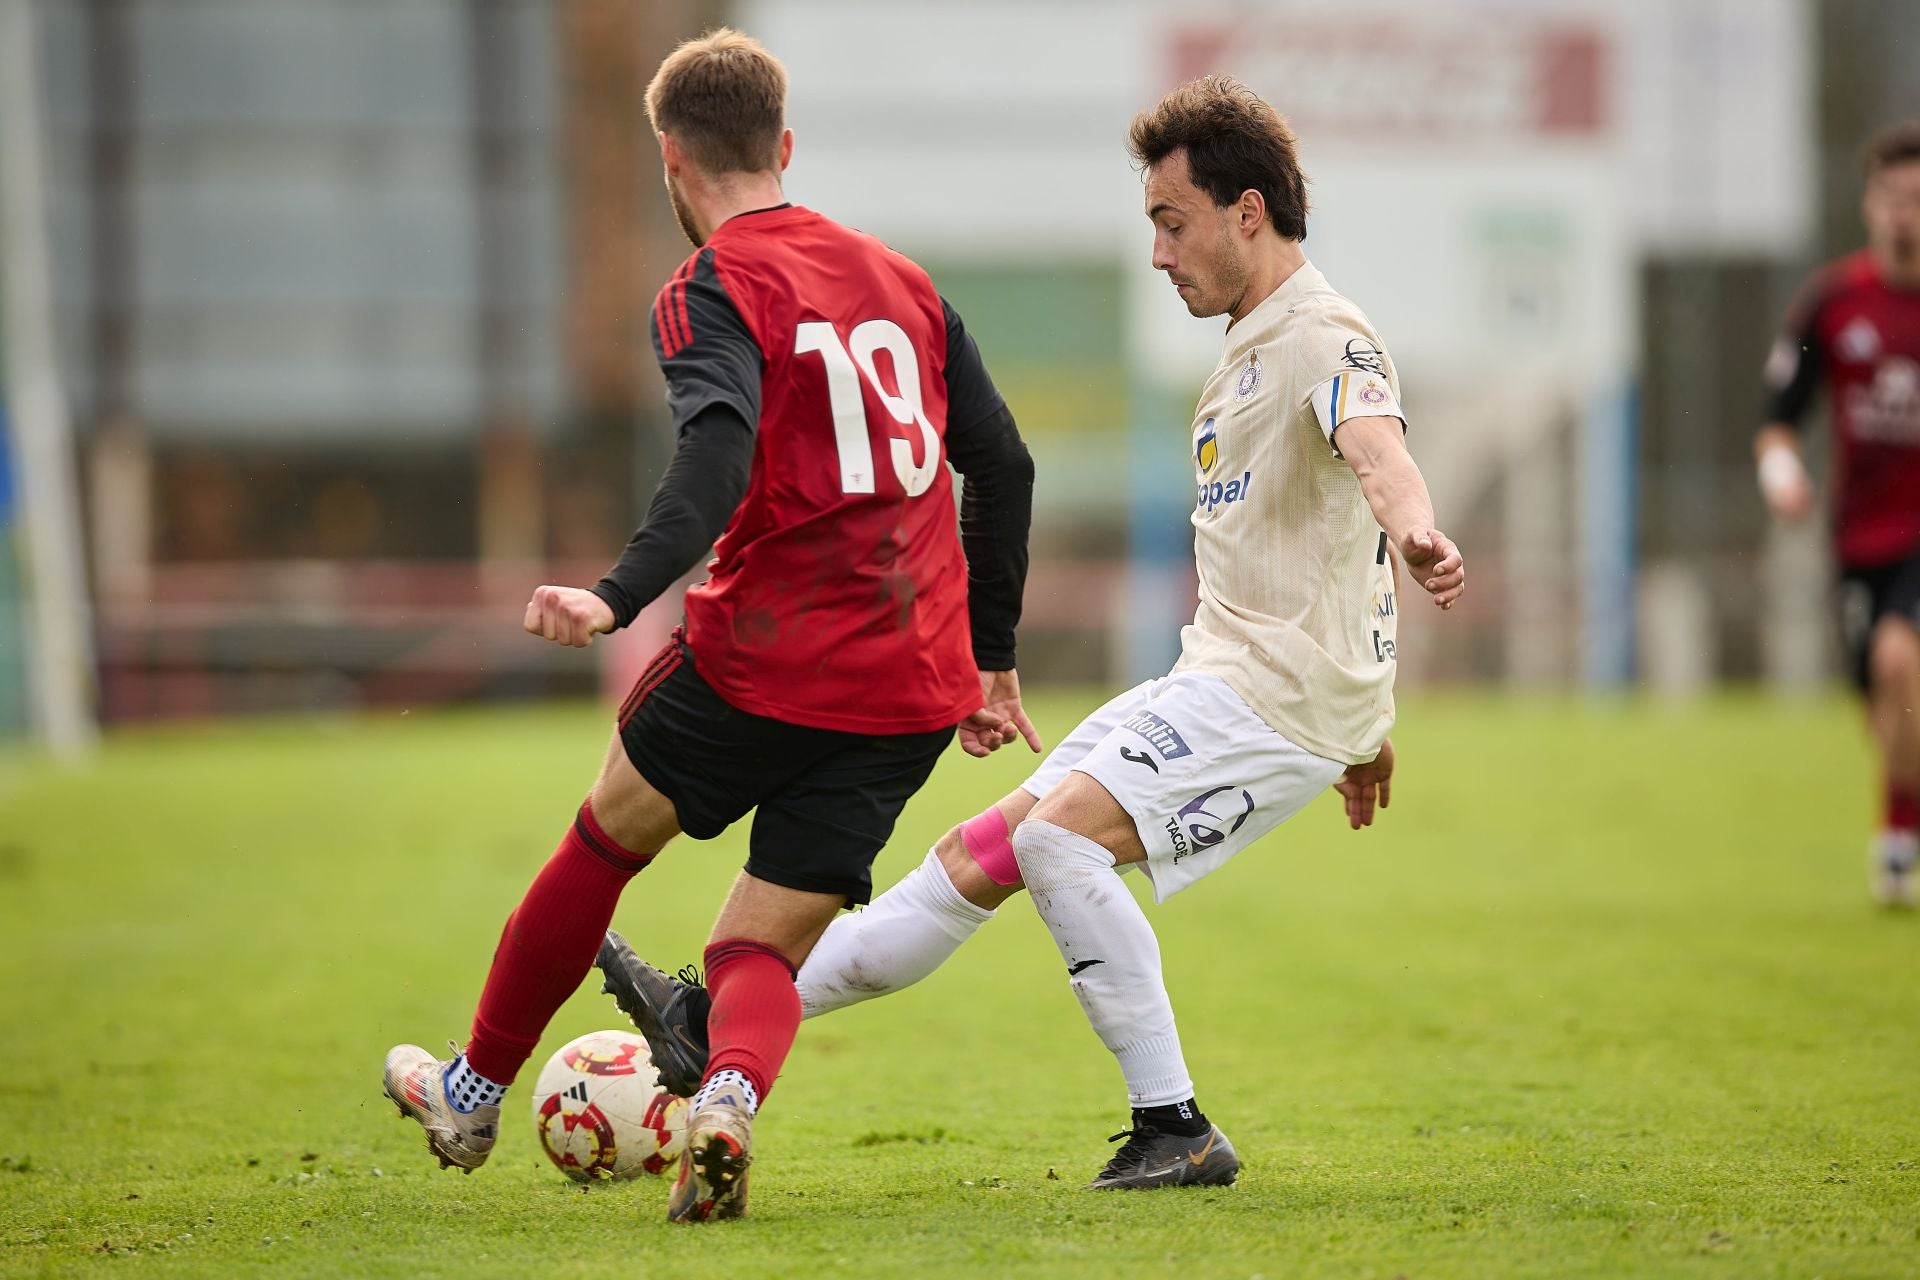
[1187,1130,1217,1166]
[1067,959,1104,976]
[1135,1162,1187,1180]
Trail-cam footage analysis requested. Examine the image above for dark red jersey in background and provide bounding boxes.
[645,204,1005,735]
[1766,249,1920,568]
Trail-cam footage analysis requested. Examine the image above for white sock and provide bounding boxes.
[444,1054,507,1113]
[1014,819,1193,1107]
[796,848,994,1020]
[1880,829,1919,871]
[692,1068,760,1115]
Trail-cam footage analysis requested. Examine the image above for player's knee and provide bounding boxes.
[1011,817,1113,893]
[1868,619,1920,694]
[943,808,1024,900]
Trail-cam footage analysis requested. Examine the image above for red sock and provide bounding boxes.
[1887,783,1919,835]
[465,801,653,1084]
[700,939,801,1104]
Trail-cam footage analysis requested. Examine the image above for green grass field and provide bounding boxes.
[3,691,1918,1278]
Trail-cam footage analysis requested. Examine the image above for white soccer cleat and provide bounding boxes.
[1871,831,1918,908]
[382,1043,499,1172]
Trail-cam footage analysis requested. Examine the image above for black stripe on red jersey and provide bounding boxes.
[650,248,762,435]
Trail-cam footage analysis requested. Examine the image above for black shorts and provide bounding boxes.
[615,633,954,905]
[1838,549,1920,692]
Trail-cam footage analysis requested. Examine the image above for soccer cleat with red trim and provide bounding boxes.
[665,1085,754,1222]
[382,1043,499,1172]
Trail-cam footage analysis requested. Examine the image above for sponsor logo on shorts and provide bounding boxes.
[1167,786,1257,863]
[1121,710,1193,761]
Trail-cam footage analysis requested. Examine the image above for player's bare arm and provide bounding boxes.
[1332,414,1465,608]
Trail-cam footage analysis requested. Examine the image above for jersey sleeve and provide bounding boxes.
[653,248,763,433]
[588,403,755,630]
[1761,270,1828,430]
[1300,310,1406,449]
[940,296,1009,430]
[939,297,1032,670]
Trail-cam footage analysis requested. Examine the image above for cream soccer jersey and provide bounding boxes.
[1170,261,1405,766]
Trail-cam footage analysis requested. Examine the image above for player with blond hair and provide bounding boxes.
[382,28,1037,1222]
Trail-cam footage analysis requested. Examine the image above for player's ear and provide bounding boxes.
[777,128,794,173]
[1237,188,1266,238]
[660,131,684,177]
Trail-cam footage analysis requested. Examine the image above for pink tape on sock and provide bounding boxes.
[959,808,1021,885]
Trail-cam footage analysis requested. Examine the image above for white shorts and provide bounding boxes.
[1021,671,1346,902]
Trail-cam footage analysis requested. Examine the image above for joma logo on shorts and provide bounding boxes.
[1121,711,1193,761]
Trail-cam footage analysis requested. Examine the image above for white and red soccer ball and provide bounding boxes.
[530,1030,687,1182]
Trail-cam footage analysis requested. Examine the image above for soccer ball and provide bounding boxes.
[530,1030,688,1182]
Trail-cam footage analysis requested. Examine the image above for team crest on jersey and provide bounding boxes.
[1194,418,1219,475]
[1838,317,1882,363]
[1359,380,1389,407]
[1234,351,1262,402]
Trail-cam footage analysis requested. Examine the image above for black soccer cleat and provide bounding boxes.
[1085,1121,1240,1190]
[594,930,712,1097]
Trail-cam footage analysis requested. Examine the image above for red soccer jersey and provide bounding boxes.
[1766,250,1920,568]
[649,205,983,734]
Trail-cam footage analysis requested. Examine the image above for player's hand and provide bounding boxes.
[959,668,1044,758]
[1400,528,1465,610]
[1758,446,1815,522]
[522,585,615,648]
[1333,738,1393,830]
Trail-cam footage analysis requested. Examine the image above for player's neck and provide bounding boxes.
[1874,256,1920,292]
[689,173,788,243]
[1227,240,1308,326]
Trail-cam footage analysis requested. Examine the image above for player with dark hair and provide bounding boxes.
[601,74,1464,1190]
[381,27,1037,1223]
[1756,122,1920,905]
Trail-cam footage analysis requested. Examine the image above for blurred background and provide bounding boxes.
[1,0,1916,759]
